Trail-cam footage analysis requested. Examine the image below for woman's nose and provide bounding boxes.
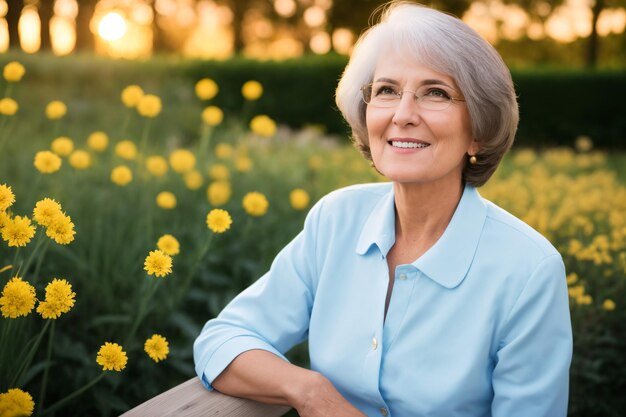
[391,93,422,127]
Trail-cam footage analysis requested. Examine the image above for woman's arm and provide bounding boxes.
[492,254,573,417]
[213,350,366,417]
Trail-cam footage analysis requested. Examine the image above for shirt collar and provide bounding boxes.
[356,184,487,289]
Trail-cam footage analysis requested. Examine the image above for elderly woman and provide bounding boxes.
[194,2,573,416]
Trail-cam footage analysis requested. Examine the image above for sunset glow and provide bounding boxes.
[98,11,127,42]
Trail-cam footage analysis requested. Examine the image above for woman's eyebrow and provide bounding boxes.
[373,77,400,84]
[420,79,455,89]
[373,77,455,89]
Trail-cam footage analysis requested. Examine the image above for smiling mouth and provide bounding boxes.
[389,140,430,149]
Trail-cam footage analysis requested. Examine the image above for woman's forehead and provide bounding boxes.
[371,49,458,87]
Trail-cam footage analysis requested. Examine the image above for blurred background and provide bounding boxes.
[1,1,626,417]
[0,0,624,65]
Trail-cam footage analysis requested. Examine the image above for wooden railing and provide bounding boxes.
[119,378,291,417]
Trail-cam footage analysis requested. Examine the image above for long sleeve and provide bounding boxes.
[193,199,323,390]
[491,253,573,416]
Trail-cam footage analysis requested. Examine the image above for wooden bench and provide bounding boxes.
[119,378,291,417]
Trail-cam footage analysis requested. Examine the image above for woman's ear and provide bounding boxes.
[468,139,480,156]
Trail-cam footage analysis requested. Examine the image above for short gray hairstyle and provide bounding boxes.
[335,1,518,187]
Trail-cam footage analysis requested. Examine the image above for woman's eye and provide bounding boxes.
[425,88,451,99]
[374,85,398,96]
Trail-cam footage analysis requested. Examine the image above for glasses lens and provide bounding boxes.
[419,98,450,111]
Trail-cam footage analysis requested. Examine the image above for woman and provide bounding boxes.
[194,2,573,416]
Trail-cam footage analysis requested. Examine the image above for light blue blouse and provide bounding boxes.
[194,183,573,417]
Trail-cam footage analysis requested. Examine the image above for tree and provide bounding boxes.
[75,0,97,52]
[38,0,55,51]
[584,0,626,67]
[6,0,23,50]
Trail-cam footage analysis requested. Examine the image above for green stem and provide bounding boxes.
[18,232,46,277]
[37,321,55,414]
[197,125,213,162]
[40,372,106,416]
[120,111,132,139]
[0,117,10,154]
[0,319,14,385]
[11,247,21,277]
[10,320,51,387]
[176,233,214,304]
[32,238,52,280]
[124,278,161,347]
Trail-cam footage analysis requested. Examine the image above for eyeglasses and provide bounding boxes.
[361,82,465,111]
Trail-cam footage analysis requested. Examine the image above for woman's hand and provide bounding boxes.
[288,371,367,417]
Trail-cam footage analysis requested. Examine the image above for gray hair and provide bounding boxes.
[335,1,518,186]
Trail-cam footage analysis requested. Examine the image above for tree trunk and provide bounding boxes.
[151,4,169,54]
[6,1,23,50]
[230,0,245,55]
[75,0,96,52]
[39,0,55,51]
[586,0,604,68]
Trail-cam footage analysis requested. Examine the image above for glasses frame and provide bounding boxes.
[360,82,466,111]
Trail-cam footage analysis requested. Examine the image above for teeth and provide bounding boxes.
[391,141,429,149]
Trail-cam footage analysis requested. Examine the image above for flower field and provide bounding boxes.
[1,58,625,416]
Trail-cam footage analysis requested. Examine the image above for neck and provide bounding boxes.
[392,179,465,246]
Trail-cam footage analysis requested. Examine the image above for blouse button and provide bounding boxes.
[398,273,407,280]
[380,407,389,416]
[372,337,378,350]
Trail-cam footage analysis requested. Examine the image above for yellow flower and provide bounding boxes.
[144,334,170,362]
[206,208,232,233]
[156,191,176,209]
[249,115,277,137]
[69,150,91,170]
[575,135,593,153]
[0,97,19,116]
[0,388,35,417]
[34,151,62,174]
[144,250,173,277]
[0,184,16,211]
[215,143,233,159]
[195,78,219,100]
[115,140,138,160]
[1,216,36,247]
[45,100,67,120]
[242,80,263,100]
[87,131,109,152]
[289,188,310,210]
[207,181,231,206]
[184,170,203,190]
[157,234,180,256]
[50,136,74,157]
[243,192,269,217]
[0,211,9,229]
[208,163,230,180]
[96,342,128,371]
[137,94,162,118]
[146,156,168,177]
[121,85,144,108]
[45,214,75,245]
[235,156,253,172]
[169,149,196,174]
[36,278,76,319]
[33,198,62,227]
[111,165,133,186]
[3,61,26,82]
[308,155,323,171]
[202,106,223,126]
[602,299,616,311]
[0,276,36,318]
